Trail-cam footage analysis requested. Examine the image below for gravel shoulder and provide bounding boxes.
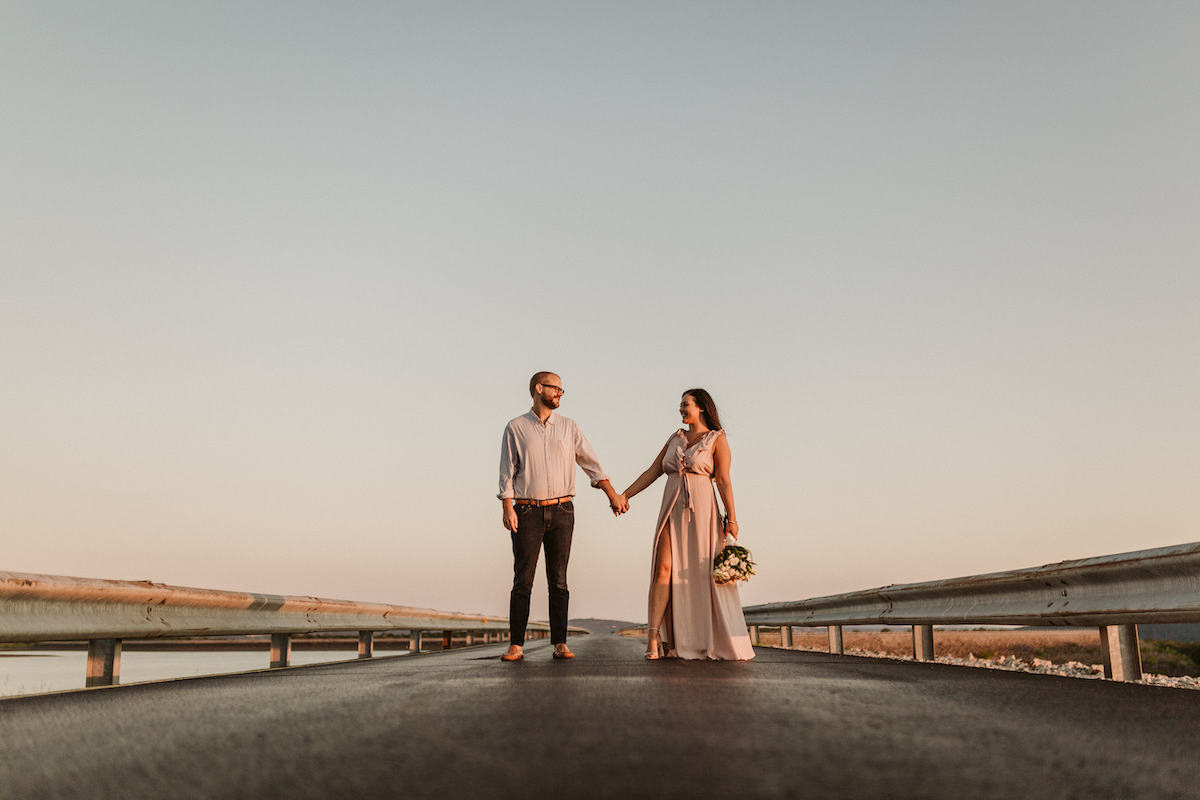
[760,629,1200,690]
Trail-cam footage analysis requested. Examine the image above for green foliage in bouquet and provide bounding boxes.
[713,544,756,584]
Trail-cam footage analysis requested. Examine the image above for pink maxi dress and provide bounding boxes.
[651,429,755,660]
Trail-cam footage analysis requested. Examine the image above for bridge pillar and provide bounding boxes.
[442,631,452,649]
[86,639,122,687]
[828,625,844,655]
[410,631,421,652]
[748,625,760,645]
[465,631,474,645]
[358,631,374,659]
[780,626,793,648]
[270,634,292,668]
[1099,624,1142,682]
[912,625,934,661]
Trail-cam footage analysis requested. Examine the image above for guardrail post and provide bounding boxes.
[86,639,121,687]
[827,625,844,654]
[780,626,793,648]
[748,625,760,645]
[358,631,374,659]
[1099,624,1142,682]
[912,625,934,661]
[270,633,292,668]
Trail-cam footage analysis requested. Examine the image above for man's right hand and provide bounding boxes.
[502,505,519,532]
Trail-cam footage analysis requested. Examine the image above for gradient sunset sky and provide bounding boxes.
[3,2,1197,622]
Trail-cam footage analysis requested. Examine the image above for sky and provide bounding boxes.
[2,2,1197,624]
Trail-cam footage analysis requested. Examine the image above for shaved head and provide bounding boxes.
[529,371,559,397]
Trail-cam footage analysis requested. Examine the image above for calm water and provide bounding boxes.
[0,649,411,698]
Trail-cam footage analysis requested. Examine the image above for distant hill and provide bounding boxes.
[569,618,640,635]
[1017,623,1200,642]
[1139,623,1200,643]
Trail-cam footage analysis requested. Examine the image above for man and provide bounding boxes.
[497,371,627,661]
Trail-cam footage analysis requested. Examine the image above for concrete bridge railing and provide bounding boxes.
[0,571,572,687]
[743,540,1200,681]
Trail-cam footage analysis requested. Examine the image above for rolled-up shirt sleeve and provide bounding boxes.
[497,424,519,499]
[573,425,609,488]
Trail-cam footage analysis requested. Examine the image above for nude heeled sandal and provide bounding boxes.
[645,627,663,660]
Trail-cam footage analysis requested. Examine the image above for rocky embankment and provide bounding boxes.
[832,646,1200,690]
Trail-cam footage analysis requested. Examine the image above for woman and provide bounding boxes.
[621,389,755,661]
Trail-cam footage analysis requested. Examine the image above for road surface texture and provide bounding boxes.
[2,634,1197,799]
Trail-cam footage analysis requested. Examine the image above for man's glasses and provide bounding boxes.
[539,384,566,395]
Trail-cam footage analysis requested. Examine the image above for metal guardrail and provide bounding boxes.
[743,541,1200,682]
[0,571,577,688]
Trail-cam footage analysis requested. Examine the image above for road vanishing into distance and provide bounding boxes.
[2,634,1197,799]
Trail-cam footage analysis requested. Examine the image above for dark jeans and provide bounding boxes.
[509,501,574,645]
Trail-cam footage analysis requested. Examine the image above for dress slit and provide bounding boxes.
[650,516,676,654]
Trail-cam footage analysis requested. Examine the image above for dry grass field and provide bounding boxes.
[755,628,1200,677]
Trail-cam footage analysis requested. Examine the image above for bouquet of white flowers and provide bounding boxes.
[712,541,755,584]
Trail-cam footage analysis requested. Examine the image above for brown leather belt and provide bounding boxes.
[513,496,573,507]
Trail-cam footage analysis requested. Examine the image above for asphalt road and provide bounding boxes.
[2,634,1198,799]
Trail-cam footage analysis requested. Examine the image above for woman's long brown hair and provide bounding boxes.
[683,388,723,431]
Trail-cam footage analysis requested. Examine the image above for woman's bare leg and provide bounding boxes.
[646,529,672,657]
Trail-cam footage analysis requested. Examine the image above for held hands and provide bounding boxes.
[609,493,630,516]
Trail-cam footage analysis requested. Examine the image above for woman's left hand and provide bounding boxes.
[724,519,739,540]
